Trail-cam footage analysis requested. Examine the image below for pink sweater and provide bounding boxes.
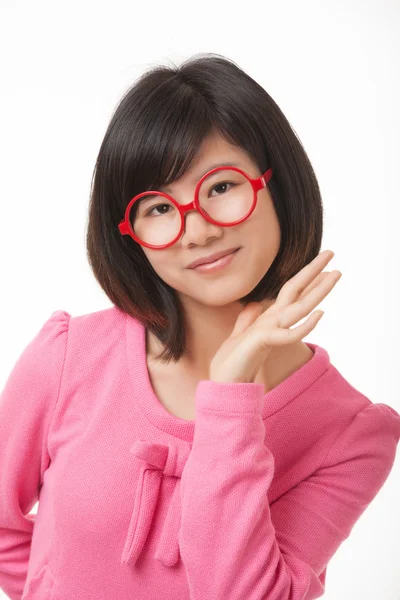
[1,307,399,600]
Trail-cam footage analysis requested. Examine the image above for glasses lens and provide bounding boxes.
[129,169,254,247]
[130,195,181,246]
[198,169,253,223]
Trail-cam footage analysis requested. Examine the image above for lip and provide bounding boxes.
[191,248,240,273]
[187,247,241,269]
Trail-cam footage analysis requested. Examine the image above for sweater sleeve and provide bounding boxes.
[0,310,69,600]
[178,381,400,600]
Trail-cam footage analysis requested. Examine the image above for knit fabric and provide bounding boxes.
[1,306,399,600]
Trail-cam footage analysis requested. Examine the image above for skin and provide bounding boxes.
[209,251,341,384]
[141,130,318,392]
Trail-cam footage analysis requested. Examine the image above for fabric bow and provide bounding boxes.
[121,440,191,567]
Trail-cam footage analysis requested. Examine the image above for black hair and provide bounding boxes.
[86,52,323,363]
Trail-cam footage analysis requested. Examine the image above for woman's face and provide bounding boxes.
[139,132,281,308]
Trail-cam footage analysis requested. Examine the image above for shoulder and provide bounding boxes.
[66,305,126,342]
[316,358,400,462]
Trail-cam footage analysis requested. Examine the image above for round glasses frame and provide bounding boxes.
[118,165,274,250]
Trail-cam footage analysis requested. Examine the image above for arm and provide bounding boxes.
[179,380,400,600]
[0,311,69,600]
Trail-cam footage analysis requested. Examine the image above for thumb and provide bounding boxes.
[230,302,265,337]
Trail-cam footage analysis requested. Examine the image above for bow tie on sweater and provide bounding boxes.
[121,440,192,567]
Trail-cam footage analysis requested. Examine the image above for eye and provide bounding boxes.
[145,203,172,217]
[210,181,235,196]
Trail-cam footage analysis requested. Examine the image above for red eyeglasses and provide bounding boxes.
[118,165,273,249]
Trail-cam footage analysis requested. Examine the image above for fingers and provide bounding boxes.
[297,271,331,300]
[231,302,264,337]
[275,250,336,308]
[266,309,325,346]
[279,270,342,329]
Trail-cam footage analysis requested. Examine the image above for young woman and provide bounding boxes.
[1,53,399,600]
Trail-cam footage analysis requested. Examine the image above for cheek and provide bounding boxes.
[239,195,281,251]
[255,195,280,243]
[143,253,183,288]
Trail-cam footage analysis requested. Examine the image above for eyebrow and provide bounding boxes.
[159,162,243,193]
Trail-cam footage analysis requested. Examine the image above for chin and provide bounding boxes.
[191,284,258,308]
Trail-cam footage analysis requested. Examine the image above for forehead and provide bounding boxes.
[160,162,245,192]
[157,132,255,193]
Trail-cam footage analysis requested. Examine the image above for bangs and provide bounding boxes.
[114,80,226,209]
[139,91,214,191]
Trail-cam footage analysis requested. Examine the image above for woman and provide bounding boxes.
[1,53,399,600]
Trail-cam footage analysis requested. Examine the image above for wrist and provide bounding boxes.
[209,372,250,385]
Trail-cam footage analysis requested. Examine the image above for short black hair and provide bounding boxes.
[86,52,323,363]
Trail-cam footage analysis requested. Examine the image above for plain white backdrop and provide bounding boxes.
[0,0,399,598]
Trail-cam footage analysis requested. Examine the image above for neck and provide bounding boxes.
[146,297,310,390]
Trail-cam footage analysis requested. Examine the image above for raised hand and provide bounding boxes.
[209,250,342,384]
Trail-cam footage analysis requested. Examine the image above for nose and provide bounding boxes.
[179,203,222,245]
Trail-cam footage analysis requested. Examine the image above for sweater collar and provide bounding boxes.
[124,312,331,442]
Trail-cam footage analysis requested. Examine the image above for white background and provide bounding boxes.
[0,0,399,598]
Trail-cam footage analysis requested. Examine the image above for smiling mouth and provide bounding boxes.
[190,247,241,273]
